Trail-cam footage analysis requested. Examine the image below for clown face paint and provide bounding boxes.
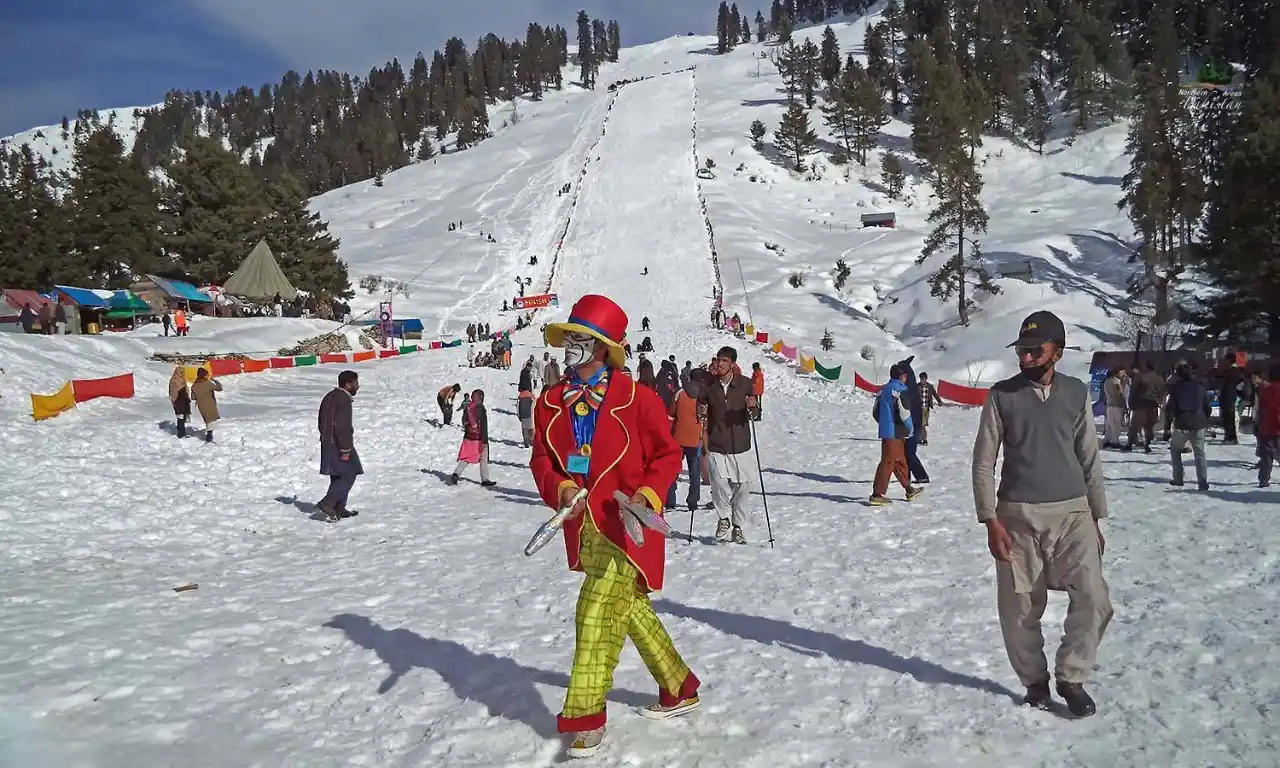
[563,331,596,369]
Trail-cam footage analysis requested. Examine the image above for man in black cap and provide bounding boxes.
[971,310,1112,717]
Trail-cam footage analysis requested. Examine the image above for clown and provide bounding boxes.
[530,294,700,758]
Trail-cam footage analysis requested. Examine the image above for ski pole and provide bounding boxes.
[749,418,774,548]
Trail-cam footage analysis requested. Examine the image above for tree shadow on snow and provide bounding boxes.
[494,407,518,417]
[653,600,1018,701]
[812,293,877,325]
[322,613,653,741]
[766,490,870,503]
[1060,171,1122,186]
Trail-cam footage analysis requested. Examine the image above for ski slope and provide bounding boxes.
[1,14,1276,768]
[546,70,716,358]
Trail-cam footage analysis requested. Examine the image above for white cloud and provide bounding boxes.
[186,0,714,76]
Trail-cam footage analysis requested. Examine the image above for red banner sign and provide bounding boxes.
[513,293,559,310]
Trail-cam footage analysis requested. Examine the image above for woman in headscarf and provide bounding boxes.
[169,367,191,438]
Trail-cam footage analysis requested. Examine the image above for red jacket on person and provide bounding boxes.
[1258,382,1280,437]
[530,371,683,591]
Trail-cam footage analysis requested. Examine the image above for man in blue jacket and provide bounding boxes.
[896,356,932,484]
[870,365,925,505]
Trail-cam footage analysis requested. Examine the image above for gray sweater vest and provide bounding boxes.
[992,373,1089,504]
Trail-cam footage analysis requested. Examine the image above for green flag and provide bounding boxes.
[815,360,841,380]
[294,355,318,366]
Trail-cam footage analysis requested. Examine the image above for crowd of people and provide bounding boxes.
[296,288,1278,757]
[1099,350,1277,489]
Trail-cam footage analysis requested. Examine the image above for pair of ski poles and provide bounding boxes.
[684,416,774,548]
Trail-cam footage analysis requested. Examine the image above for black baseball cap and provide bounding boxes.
[1008,311,1066,348]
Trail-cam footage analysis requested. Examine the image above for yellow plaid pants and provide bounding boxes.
[559,527,691,730]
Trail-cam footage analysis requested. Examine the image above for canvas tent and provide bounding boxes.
[222,240,297,300]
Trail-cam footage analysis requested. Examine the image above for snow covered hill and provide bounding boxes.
[4,18,1141,383]
[1,15,1277,768]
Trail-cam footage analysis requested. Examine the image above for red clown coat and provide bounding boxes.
[530,370,683,591]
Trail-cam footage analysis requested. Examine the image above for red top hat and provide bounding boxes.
[544,295,629,369]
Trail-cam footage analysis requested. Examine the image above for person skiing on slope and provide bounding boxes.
[869,365,923,505]
[532,294,699,758]
[971,311,1112,717]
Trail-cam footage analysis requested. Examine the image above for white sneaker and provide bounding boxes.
[639,696,701,720]
[567,727,604,758]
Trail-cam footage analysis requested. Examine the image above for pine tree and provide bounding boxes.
[914,47,996,326]
[917,146,997,326]
[846,61,888,165]
[775,41,803,103]
[1026,78,1050,154]
[161,135,269,285]
[608,21,622,62]
[717,2,732,53]
[777,13,794,43]
[833,259,851,290]
[742,16,752,44]
[820,328,835,350]
[774,102,818,171]
[821,80,856,162]
[1195,65,1280,344]
[750,119,768,147]
[1118,2,1200,324]
[756,10,767,42]
[881,151,906,198]
[66,126,163,287]
[417,138,436,161]
[799,39,821,107]
[577,11,597,88]
[820,26,842,85]
[262,172,349,298]
[455,99,479,150]
[730,4,742,50]
[0,146,68,287]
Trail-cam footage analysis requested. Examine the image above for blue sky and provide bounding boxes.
[0,0,717,136]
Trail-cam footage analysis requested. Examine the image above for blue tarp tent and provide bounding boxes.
[54,285,111,308]
[393,318,424,339]
[145,274,213,304]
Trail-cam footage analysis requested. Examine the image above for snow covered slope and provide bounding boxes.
[0,25,1276,767]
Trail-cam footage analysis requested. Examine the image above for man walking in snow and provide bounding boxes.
[543,352,561,391]
[1165,362,1212,490]
[917,372,943,445]
[896,356,931,483]
[1124,362,1164,453]
[699,346,758,544]
[1101,368,1127,449]
[869,365,923,505]
[971,311,1112,717]
[317,371,362,522]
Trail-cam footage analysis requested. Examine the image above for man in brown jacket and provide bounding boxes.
[1124,361,1165,453]
[698,346,758,544]
[317,370,362,521]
